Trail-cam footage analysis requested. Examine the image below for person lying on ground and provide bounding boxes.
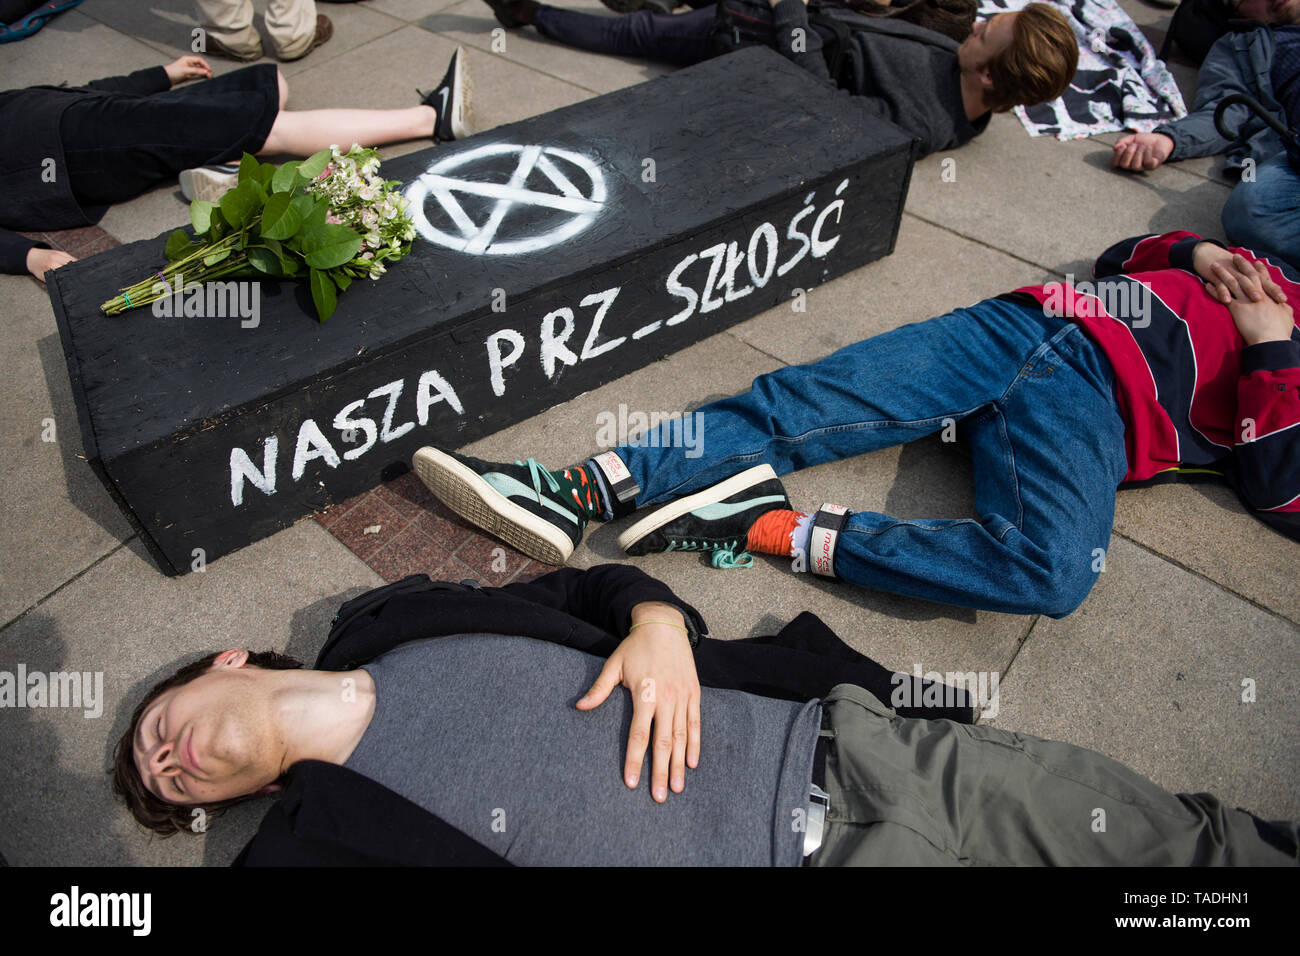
[412,234,1299,618]
[1112,1,1299,268]
[113,564,1298,866]
[0,48,472,281]
[478,0,1077,157]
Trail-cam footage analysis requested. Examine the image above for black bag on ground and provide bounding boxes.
[711,0,778,55]
[1159,0,1235,65]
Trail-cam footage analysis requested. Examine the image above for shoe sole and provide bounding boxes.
[450,46,474,140]
[617,464,781,554]
[178,168,238,204]
[412,446,574,565]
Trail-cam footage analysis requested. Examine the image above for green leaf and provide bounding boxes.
[219,180,261,230]
[247,245,285,276]
[333,271,352,292]
[256,162,276,189]
[260,191,302,241]
[300,223,362,270]
[271,160,302,194]
[204,247,232,266]
[310,268,338,322]
[298,148,333,182]
[190,200,216,235]
[301,197,328,232]
[164,229,198,262]
[238,153,259,184]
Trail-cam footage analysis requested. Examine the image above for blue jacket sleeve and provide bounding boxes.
[1154,28,1283,166]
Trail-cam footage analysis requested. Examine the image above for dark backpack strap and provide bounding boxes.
[807,6,855,83]
[711,0,778,55]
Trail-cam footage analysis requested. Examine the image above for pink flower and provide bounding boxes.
[326,214,342,225]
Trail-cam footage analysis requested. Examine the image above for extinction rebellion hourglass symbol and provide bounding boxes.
[406,143,607,256]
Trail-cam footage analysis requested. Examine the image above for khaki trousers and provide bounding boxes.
[196,0,317,60]
[811,683,1297,866]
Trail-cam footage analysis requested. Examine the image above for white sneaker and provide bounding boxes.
[178,164,240,204]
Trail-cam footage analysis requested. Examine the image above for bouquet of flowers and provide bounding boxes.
[101,144,416,321]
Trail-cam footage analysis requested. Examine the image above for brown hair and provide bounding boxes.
[984,3,1079,113]
[111,650,303,836]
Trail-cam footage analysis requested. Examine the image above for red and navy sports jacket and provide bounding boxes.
[1010,231,1300,543]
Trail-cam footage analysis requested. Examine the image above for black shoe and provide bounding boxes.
[419,46,473,143]
[412,446,602,564]
[482,0,527,28]
[618,465,790,567]
[601,0,677,11]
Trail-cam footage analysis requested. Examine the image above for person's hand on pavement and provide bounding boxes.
[1112,132,1174,171]
[26,247,76,281]
[164,56,212,87]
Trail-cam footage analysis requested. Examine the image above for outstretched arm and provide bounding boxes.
[80,56,211,95]
[0,228,75,279]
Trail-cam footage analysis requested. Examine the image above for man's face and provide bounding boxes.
[132,653,279,807]
[1235,0,1300,24]
[957,12,1018,75]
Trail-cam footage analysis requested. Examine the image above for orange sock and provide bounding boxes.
[746,509,807,556]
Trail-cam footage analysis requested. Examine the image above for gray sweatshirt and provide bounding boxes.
[771,0,988,156]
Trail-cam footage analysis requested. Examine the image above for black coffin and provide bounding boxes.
[48,46,916,575]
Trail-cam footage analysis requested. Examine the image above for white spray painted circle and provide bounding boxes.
[405,143,607,256]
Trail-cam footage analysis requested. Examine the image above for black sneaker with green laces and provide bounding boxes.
[617,465,790,568]
[412,446,601,565]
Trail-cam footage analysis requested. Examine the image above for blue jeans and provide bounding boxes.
[533,3,718,65]
[1220,151,1300,272]
[612,299,1130,617]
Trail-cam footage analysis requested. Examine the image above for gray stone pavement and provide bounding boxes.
[0,0,1295,866]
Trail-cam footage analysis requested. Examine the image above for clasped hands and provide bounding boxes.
[1193,241,1294,346]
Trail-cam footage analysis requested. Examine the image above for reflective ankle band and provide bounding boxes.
[809,504,848,577]
[590,451,640,516]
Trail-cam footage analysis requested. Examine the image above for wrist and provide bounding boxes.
[630,601,686,627]
[1241,332,1293,347]
[629,601,697,648]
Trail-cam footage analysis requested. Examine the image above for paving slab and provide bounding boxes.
[0,522,382,867]
[0,8,170,89]
[97,180,191,246]
[1114,483,1300,625]
[422,0,673,95]
[0,276,133,628]
[986,536,1300,821]
[73,0,407,77]
[285,22,593,128]
[369,0,465,21]
[905,112,1232,277]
